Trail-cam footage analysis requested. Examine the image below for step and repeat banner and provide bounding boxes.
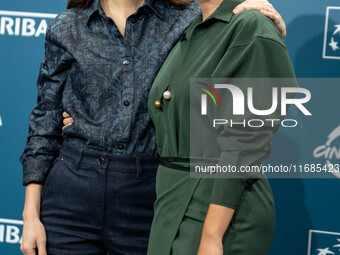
[0,0,339,254]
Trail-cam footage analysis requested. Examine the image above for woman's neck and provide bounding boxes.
[100,0,145,36]
[101,0,145,18]
[198,0,224,21]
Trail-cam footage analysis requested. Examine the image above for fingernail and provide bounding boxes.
[233,9,238,14]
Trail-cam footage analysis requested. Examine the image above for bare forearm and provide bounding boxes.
[201,204,235,239]
[21,183,47,255]
[197,204,235,254]
[22,183,43,220]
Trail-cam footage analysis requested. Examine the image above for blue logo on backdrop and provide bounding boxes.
[0,10,56,37]
[323,7,340,60]
[308,230,340,255]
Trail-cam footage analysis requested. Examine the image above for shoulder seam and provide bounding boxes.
[227,35,288,52]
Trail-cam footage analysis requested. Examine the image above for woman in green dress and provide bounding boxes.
[146,0,296,254]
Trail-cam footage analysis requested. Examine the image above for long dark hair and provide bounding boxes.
[168,0,194,5]
[67,0,95,9]
[67,0,192,9]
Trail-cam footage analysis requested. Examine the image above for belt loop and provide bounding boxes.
[136,156,143,179]
[73,148,84,170]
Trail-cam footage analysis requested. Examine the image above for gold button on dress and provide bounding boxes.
[154,100,161,109]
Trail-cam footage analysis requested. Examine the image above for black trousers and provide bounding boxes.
[40,142,158,255]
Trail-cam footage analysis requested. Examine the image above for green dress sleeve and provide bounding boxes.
[209,35,296,208]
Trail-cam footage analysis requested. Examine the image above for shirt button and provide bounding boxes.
[154,100,161,109]
[124,100,130,106]
[97,156,105,165]
[117,144,125,150]
[163,91,172,100]
[130,18,137,23]
[123,60,130,65]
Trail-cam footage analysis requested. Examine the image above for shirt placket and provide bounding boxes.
[105,13,140,153]
[117,45,134,152]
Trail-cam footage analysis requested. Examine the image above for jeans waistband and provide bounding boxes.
[59,142,159,173]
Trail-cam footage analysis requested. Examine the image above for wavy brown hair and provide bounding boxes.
[67,0,193,9]
[168,0,194,5]
[67,0,95,9]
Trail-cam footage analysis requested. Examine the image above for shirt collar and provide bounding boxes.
[86,0,167,24]
[86,0,106,24]
[144,0,167,20]
[205,0,242,23]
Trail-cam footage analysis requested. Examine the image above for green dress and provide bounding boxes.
[147,0,296,254]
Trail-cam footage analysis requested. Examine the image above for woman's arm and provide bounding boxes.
[21,183,47,255]
[20,20,73,186]
[20,17,73,255]
[197,11,296,254]
[198,204,235,255]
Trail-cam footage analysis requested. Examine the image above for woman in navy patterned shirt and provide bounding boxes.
[20,0,287,254]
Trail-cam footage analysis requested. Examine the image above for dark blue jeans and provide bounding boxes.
[40,142,158,255]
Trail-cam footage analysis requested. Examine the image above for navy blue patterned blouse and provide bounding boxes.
[20,0,200,185]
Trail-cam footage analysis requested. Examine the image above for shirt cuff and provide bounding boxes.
[209,151,249,208]
[22,159,52,186]
[210,177,248,209]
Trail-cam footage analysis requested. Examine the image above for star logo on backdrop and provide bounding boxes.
[333,25,340,35]
[323,7,340,59]
[334,239,340,251]
[329,37,339,51]
[317,247,335,255]
[309,231,340,255]
[329,25,340,51]
[316,239,340,254]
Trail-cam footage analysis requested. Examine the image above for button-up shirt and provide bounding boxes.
[20,0,200,185]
